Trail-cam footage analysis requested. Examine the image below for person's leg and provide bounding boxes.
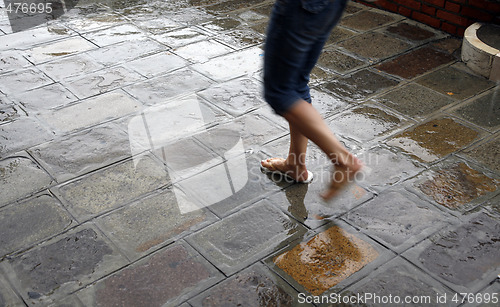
[283,99,363,200]
[261,121,310,182]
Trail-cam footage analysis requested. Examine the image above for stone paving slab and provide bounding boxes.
[336,256,458,307]
[402,210,500,294]
[53,154,170,222]
[0,194,74,258]
[76,241,224,307]
[29,122,133,183]
[189,262,301,307]
[405,157,499,214]
[264,221,394,297]
[0,272,25,307]
[22,36,98,65]
[186,199,307,275]
[1,224,129,306]
[459,132,500,174]
[386,117,483,163]
[10,82,79,111]
[376,82,457,120]
[0,117,54,159]
[337,32,411,62]
[344,188,454,253]
[0,153,54,207]
[95,189,218,261]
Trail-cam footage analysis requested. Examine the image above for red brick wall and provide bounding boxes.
[353,0,500,36]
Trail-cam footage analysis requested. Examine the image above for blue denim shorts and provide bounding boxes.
[264,0,348,115]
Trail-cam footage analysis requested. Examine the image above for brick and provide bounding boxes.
[413,11,441,28]
[378,0,399,12]
[445,1,461,12]
[400,0,421,10]
[441,22,457,35]
[456,26,465,37]
[469,0,491,10]
[462,7,493,21]
[422,4,437,15]
[399,6,413,17]
[437,9,469,26]
[426,0,445,7]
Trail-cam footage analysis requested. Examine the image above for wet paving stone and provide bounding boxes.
[12,83,77,113]
[416,66,495,100]
[190,263,299,307]
[0,50,32,73]
[387,117,480,163]
[125,68,212,105]
[0,118,54,159]
[96,189,218,260]
[357,145,425,192]
[77,242,223,307]
[0,68,53,95]
[152,27,210,48]
[23,37,97,64]
[216,29,264,49]
[0,154,53,207]
[450,90,500,132]
[85,24,148,47]
[39,90,142,133]
[403,211,500,293]
[385,21,438,42]
[327,105,408,145]
[431,37,462,56]
[337,257,455,307]
[204,0,265,15]
[125,51,187,78]
[376,83,456,120]
[338,32,410,61]
[340,10,398,32]
[0,105,20,123]
[324,26,358,46]
[63,66,145,99]
[322,69,399,102]
[55,154,170,221]
[186,200,307,275]
[461,134,500,173]
[317,48,367,74]
[0,273,25,307]
[192,46,263,82]
[30,123,132,183]
[174,39,233,63]
[179,153,287,217]
[86,39,165,67]
[0,25,73,51]
[269,223,381,296]
[59,7,125,33]
[0,194,73,258]
[345,189,451,252]
[2,226,127,305]
[309,88,350,118]
[266,167,372,229]
[38,53,105,81]
[412,160,498,211]
[376,47,455,79]
[134,17,181,35]
[201,16,242,32]
[198,77,265,116]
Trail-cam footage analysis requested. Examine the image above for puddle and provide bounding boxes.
[274,226,378,295]
[418,162,498,209]
[417,212,500,287]
[387,118,479,162]
[198,266,294,306]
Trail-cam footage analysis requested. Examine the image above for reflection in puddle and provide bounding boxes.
[418,162,498,209]
[274,226,378,295]
[127,95,248,214]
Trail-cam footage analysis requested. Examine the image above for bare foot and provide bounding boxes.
[321,156,363,201]
[261,158,312,183]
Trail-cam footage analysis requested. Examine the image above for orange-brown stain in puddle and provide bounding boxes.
[273,226,378,295]
[419,162,498,208]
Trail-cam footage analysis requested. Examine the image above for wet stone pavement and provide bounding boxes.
[0,0,499,306]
